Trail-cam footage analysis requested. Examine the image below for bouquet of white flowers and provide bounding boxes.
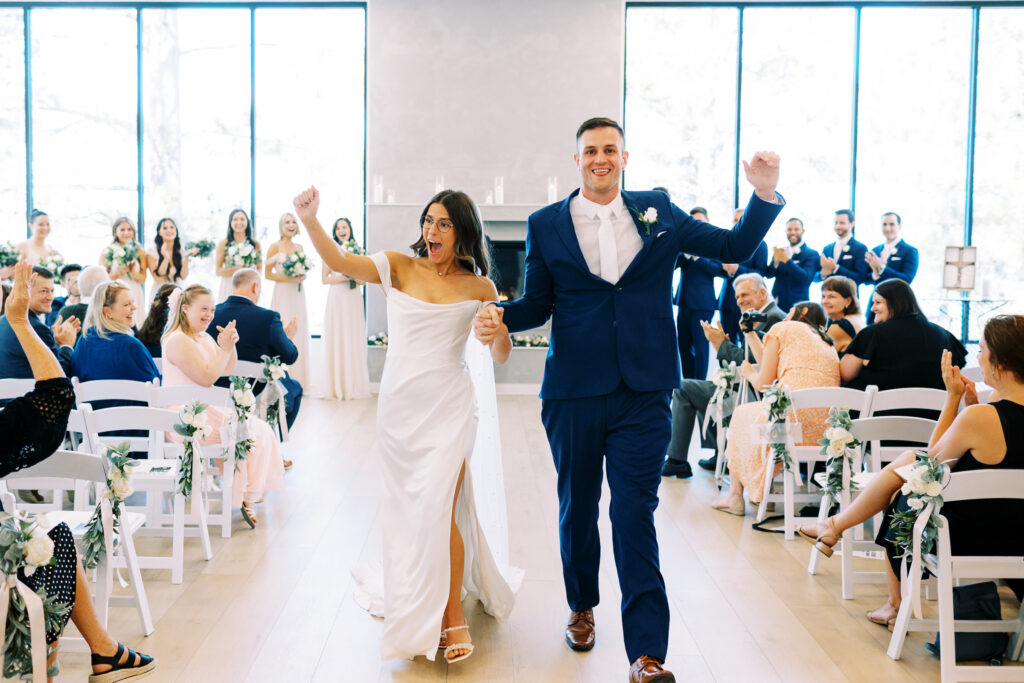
[889,450,949,559]
[186,238,216,259]
[102,241,140,271]
[80,442,137,570]
[341,239,365,289]
[817,408,862,499]
[0,242,19,268]
[224,241,261,268]
[368,332,388,347]
[281,250,314,291]
[228,376,256,470]
[174,401,213,497]
[40,253,65,284]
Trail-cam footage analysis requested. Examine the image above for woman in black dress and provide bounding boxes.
[798,314,1024,628]
[1,263,155,682]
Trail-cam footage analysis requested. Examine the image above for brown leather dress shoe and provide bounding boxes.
[565,609,595,651]
[628,656,675,683]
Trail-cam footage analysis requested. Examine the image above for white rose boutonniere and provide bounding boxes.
[629,206,659,236]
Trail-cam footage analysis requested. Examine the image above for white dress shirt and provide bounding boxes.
[570,192,644,284]
[872,238,900,280]
[831,235,851,261]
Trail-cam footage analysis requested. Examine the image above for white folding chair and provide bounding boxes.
[2,449,154,637]
[152,358,162,374]
[755,386,876,539]
[87,405,212,584]
[72,377,159,405]
[887,470,1024,682]
[0,378,36,400]
[148,384,237,539]
[808,416,937,599]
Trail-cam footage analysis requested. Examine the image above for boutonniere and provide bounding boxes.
[842,245,850,253]
[629,206,659,236]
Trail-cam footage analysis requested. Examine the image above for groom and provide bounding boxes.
[475,117,782,682]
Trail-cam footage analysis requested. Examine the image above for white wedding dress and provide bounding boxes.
[353,252,520,661]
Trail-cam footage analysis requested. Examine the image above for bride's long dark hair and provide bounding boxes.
[410,190,490,277]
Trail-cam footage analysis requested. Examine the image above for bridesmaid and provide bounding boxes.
[16,209,62,266]
[101,217,148,328]
[320,217,370,399]
[215,209,262,303]
[265,213,310,388]
[147,217,192,294]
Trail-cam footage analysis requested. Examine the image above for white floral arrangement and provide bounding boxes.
[0,242,19,268]
[341,239,366,289]
[511,334,549,348]
[281,250,314,291]
[629,206,659,236]
[224,241,261,269]
[0,511,70,680]
[890,450,949,559]
[186,238,215,259]
[701,361,740,438]
[102,241,140,270]
[228,376,256,470]
[760,380,794,472]
[40,253,65,284]
[367,332,388,347]
[80,442,137,570]
[174,401,213,497]
[817,408,862,499]
[258,355,287,431]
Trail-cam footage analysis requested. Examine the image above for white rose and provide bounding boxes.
[193,411,208,427]
[271,366,286,380]
[907,473,927,495]
[825,427,852,446]
[110,474,134,500]
[233,389,244,403]
[24,533,54,572]
[925,480,943,498]
[901,482,912,495]
[181,410,195,425]
[240,244,253,256]
[827,439,847,458]
[643,207,658,223]
[242,390,256,407]
[713,375,727,388]
[907,497,925,511]
[764,394,777,405]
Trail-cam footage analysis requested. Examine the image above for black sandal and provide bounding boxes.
[88,642,156,683]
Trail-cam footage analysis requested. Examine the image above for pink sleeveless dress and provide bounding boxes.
[162,330,285,507]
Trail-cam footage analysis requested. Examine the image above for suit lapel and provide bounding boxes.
[552,190,592,275]
[620,190,657,280]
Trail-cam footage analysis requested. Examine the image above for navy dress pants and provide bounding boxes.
[541,382,671,663]
[675,306,714,380]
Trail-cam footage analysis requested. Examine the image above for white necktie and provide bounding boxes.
[596,205,619,283]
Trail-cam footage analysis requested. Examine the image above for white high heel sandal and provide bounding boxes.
[442,624,474,663]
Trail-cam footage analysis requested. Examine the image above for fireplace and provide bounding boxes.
[488,238,526,301]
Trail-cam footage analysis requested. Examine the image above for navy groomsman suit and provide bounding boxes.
[211,295,303,430]
[818,237,871,299]
[766,242,820,313]
[673,252,721,380]
[866,238,919,322]
[717,240,769,344]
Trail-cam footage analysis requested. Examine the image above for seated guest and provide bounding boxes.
[59,264,111,342]
[137,283,179,358]
[799,316,1024,627]
[711,302,840,514]
[842,278,966,391]
[0,266,78,379]
[663,273,784,478]
[865,212,919,323]
[162,284,285,527]
[820,275,864,355]
[71,281,161,384]
[0,263,156,681]
[45,263,82,327]
[211,268,303,433]
[718,208,770,344]
[767,217,820,312]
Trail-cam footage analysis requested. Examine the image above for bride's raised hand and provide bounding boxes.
[292,186,320,225]
[216,319,239,349]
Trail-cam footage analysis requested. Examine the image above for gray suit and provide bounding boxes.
[666,301,785,463]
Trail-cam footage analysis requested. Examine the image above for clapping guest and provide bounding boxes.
[767,217,820,312]
[46,264,82,327]
[16,209,62,266]
[818,210,870,292]
[71,281,160,384]
[265,213,310,387]
[321,218,370,400]
[842,278,966,391]
[162,284,285,527]
[865,212,919,323]
[215,209,262,303]
[58,265,110,342]
[0,266,78,380]
[0,263,156,682]
[147,217,191,292]
[711,302,839,514]
[820,275,864,355]
[137,283,179,359]
[101,217,148,328]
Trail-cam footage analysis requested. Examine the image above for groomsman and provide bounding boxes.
[717,208,769,344]
[673,206,721,380]
[766,217,819,313]
[818,209,870,292]
[865,211,919,322]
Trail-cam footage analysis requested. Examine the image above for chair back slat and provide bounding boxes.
[0,378,36,401]
[148,384,232,410]
[230,360,263,380]
[850,416,936,445]
[941,470,1024,503]
[73,377,159,404]
[868,387,948,414]
[4,449,105,483]
[788,386,875,413]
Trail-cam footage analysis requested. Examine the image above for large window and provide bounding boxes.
[0,10,25,244]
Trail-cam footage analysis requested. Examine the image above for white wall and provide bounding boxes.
[363,0,625,332]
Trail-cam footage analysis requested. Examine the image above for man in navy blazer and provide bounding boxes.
[0,266,78,380]
[211,268,303,430]
[865,211,919,323]
[766,217,820,312]
[673,207,721,382]
[475,118,783,682]
[818,209,870,294]
[717,206,769,345]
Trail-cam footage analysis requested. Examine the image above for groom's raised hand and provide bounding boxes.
[473,304,504,346]
[742,151,781,202]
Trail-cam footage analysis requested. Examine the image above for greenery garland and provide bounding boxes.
[889,450,949,559]
[174,401,212,497]
[80,443,137,571]
[760,380,794,472]
[817,408,862,499]
[228,376,256,471]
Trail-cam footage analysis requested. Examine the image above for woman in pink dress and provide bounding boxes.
[161,284,285,528]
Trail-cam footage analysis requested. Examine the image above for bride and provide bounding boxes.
[293,186,516,664]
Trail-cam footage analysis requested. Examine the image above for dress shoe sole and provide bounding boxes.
[647,674,676,683]
[565,635,595,652]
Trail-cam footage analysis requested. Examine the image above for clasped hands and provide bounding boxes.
[941,348,978,406]
[473,304,508,347]
[215,319,240,349]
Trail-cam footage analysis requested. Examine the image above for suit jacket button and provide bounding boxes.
[615,286,622,292]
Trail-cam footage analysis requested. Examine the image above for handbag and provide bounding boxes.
[925,581,1007,662]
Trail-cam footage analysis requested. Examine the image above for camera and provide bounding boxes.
[739,310,768,332]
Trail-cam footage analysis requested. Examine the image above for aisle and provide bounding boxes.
[59,395,967,682]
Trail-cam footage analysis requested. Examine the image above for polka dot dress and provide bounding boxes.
[21,523,76,643]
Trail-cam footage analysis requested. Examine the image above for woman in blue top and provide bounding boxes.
[71,281,161,384]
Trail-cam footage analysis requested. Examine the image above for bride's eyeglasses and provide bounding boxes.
[420,215,454,233]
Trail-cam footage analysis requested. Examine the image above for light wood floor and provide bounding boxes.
[58,394,1006,682]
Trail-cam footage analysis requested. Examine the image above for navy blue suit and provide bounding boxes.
[211,296,302,430]
[766,244,820,313]
[717,240,769,344]
[818,237,870,285]
[673,253,720,380]
[501,188,783,662]
[0,314,73,379]
[866,239,919,323]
